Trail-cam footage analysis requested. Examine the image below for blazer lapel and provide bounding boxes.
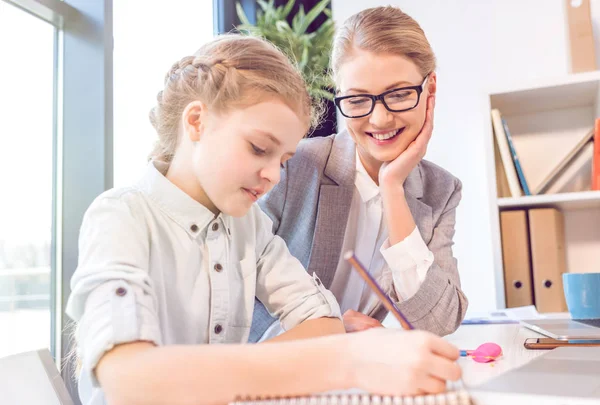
[308,185,354,288]
[307,131,355,289]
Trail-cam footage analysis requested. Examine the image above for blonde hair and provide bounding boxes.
[331,6,436,84]
[149,34,317,162]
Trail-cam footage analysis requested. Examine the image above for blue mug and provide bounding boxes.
[562,273,600,320]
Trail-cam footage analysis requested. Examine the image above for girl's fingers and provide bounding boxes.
[426,335,460,360]
[425,353,463,382]
[418,375,448,395]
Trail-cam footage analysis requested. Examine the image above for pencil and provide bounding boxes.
[344,250,414,331]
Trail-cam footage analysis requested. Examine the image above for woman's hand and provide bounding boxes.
[343,309,384,332]
[347,328,462,396]
[379,95,436,189]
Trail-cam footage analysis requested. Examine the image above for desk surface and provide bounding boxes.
[445,323,546,388]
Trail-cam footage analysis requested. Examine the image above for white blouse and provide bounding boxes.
[66,161,341,405]
[329,152,434,316]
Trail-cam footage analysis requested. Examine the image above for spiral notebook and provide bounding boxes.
[229,389,471,405]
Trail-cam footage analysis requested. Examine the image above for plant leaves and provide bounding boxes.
[294,0,330,35]
[233,0,335,104]
[236,2,251,26]
[281,0,295,19]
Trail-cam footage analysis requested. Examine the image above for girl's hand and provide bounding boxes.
[379,95,436,189]
[347,328,461,396]
[343,309,384,333]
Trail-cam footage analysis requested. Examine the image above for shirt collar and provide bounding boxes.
[354,150,380,203]
[135,160,232,239]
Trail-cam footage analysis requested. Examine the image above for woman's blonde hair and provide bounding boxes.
[149,34,317,162]
[331,6,436,84]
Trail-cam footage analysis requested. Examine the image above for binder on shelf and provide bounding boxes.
[500,210,534,308]
[494,129,511,198]
[527,208,568,313]
[491,109,522,197]
[592,118,600,191]
[565,0,597,73]
[502,117,531,195]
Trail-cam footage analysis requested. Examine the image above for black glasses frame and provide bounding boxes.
[334,75,429,119]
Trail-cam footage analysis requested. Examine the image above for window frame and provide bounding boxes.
[3,1,113,401]
[213,0,256,34]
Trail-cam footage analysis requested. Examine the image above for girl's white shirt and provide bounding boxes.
[66,160,341,405]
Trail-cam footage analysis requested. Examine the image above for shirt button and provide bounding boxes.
[190,224,198,232]
[214,324,223,334]
[212,223,219,232]
[214,263,223,272]
[115,287,127,296]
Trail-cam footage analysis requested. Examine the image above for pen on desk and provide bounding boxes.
[344,250,414,331]
[344,251,501,365]
[345,251,476,389]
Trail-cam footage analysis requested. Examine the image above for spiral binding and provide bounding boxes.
[230,390,471,405]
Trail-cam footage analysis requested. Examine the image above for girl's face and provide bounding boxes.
[188,99,306,217]
[336,48,435,172]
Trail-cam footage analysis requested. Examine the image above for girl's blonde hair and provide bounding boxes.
[331,6,436,84]
[149,34,317,162]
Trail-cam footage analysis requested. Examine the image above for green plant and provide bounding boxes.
[236,0,335,102]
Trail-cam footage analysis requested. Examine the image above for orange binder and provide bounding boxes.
[565,0,597,73]
[592,118,600,191]
[528,208,568,313]
[500,211,534,308]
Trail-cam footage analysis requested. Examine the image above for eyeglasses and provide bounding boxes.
[334,75,429,119]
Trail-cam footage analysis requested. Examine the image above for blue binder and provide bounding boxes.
[502,117,531,196]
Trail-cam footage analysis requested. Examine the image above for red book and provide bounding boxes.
[593,118,600,191]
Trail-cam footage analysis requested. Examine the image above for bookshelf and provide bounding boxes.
[487,71,600,309]
[498,190,600,210]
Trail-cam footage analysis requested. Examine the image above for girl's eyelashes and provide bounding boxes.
[250,143,267,155]
[250,142,286,168]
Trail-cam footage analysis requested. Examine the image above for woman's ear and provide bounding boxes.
[427,72,437,97]
[182,101,206,142]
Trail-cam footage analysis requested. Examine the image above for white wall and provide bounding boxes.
[113,0,214,187]
[332,0,600,313]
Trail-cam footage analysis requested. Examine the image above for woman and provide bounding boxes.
[251,6,468,342]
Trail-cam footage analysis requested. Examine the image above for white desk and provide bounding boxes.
[445,323,547,388]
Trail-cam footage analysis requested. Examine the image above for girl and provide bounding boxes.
[66,34,461,405]
[252,6,468,341]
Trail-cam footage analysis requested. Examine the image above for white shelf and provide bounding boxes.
[489,70,600,98]
[487,72,600,310]
[490,71,600,116]
[498,190,600,211]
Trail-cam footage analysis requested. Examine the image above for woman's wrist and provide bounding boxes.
[381,184,416,245]
[318,334,358,391]
[381,181,408,221]
[380,179,406,203]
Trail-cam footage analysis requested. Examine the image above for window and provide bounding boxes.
[0,1,55,358]
[1,4,112,401]
[113,0,214,187]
